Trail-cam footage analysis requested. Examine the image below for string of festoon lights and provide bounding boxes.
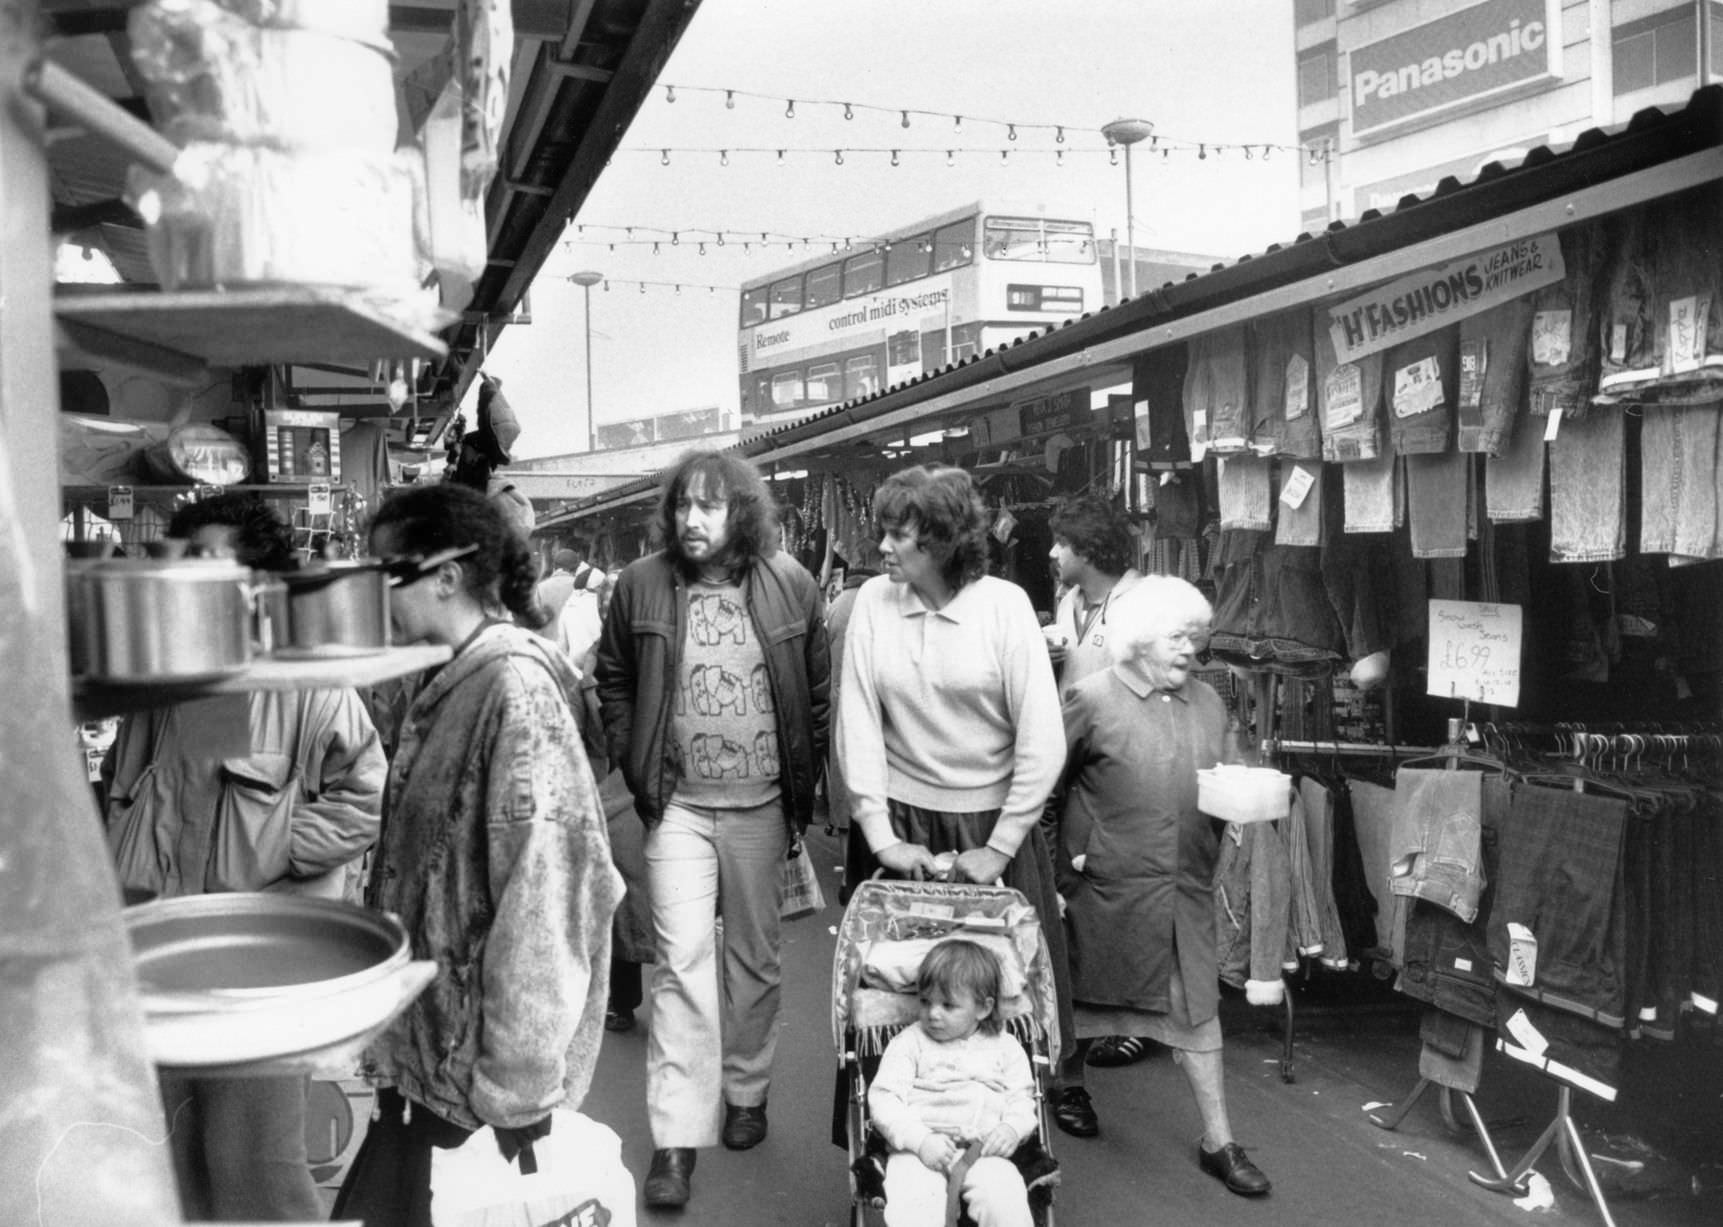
[624,82,1327,164]
[567,274,737,294]
[561,223,864,255]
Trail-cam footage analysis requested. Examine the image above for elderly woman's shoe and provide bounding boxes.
[1198,1141,1271,1195]
[644,1148,695,1207]
[1052,1087,1099,1137]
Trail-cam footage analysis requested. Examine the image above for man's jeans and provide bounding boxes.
[1389,768,1484,923]
[645,798,788,1147]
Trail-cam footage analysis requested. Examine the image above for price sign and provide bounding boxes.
[308,483,333,515]
[107,485,134,521]
[1427,599,1522,707]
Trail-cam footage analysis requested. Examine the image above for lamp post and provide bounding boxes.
[1100,118,1154,302]
[570,270,603,451]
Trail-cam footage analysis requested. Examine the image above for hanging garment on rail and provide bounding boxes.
[1594,185,1723,407]
[1388,768,1485,923]
[1248,308,1321,459]
[1489,779,1632,1028]
[1274,460,1324,548]
[1184,325,1251,455]
[1526,217,1611,419]
[1319,466,1400,662]
[1406,451,1473,560]
[1132,344,1193,469]
[1484,395,1546,523]
[1316,317,1386,463]
[1639,401,1722,562]
[1216,454,1272,532]
[1385,324,1458,455]
[1547,406,1625,563]
[1213,817,1295,1001]
[1288,778,1349,969]
[1396,777,1508,1030]
[1350,778,1405,968]
[1340,452,1399,534]
[1206,529,1346,676]
[1456,296,1533,456]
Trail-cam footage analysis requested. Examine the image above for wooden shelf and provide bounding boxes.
[73,643,450,721]
[54,285,448,373]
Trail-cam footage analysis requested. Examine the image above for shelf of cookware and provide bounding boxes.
[54,284,447,385]
[71,643,451,722]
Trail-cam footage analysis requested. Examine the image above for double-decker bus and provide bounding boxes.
[737,202,1102,428]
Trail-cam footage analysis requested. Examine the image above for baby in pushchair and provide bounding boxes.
[834,880,1060,1227]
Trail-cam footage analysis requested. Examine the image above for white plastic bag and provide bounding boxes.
[430,1109,635,1227]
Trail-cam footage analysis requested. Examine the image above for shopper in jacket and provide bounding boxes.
[836,464,1071,1051]
[1043,494,1151,1126]
[101,492,385,1222]
[1053,575,1271,1196]
[595,449,829,1209]
[335,482,621,1227]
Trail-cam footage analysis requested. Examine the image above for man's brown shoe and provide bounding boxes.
[721,1102,768,1150]
[644,1147,695,1208]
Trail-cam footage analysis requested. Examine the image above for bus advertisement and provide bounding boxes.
[737,203,1102,430]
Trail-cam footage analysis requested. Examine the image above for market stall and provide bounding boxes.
[0,1,701,1222]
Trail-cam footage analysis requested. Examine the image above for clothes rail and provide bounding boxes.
[1265,738,1439,758]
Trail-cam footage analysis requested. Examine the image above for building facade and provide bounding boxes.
[1295,0,1720,230]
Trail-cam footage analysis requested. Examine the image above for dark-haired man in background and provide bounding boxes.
[596,450,828,1209]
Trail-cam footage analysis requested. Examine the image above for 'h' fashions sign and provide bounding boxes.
[1326,233,1565,363]
[1348,0,1560,138]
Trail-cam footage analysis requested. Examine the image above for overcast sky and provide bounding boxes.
[483,0,1301,460]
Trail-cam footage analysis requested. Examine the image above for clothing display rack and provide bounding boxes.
[1273,722,1515,1182]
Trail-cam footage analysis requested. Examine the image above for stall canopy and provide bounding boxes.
[41,0,703,408]
[538,85,1721,530]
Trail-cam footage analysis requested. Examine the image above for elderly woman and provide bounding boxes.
[837,464,1071,1043]
[1053,575,1271,1196]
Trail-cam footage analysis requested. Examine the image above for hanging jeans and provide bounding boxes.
[1489,781,1632,1028]
[1484,399,1546,523]
[1185,325,1251,454]
[1388,768,1484,923]
[1385,326,1458,455]
[1548,408,1625,563]
[1527,217,1611,418]
[1250,308,1321,458]
[1639,402,1722,560]
[1456,297,1532,455]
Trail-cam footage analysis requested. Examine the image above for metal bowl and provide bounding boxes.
[124,893,434,1075]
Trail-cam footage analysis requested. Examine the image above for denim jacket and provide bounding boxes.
[364,624,622,1130]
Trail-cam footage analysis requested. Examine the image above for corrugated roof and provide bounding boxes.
[540,85,1722,528]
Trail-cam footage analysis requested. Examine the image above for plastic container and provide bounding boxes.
[1197,764,1293,824]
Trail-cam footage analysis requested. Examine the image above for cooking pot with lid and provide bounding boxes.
[78,558,254,682]
[278,560,390,657]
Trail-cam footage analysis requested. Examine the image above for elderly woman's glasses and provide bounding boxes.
[380,544,478,587]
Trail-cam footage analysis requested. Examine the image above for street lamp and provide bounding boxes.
[1100,118,1154,301]
[570,270,604,451]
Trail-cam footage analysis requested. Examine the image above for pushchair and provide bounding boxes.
[832,878,1061,1227]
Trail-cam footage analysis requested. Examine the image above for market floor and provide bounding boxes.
[577,824,1723,1227]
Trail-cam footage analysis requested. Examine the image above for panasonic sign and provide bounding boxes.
[1349,0,1558,137]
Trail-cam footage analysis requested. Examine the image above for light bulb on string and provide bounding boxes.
[1000,149,1008,163]
[785,100,795,118]
[652,241,660,254]
[719,150,728,166]
[1199,144,1207,159]
[1055,126,1065,144]
[1109,147,1117,166]
[660,149,669,165]
[716,233,725,247]
[901,110,910,129]
[725,90,734,109]
[697,242,706,255]
[954,115,963,133]
[671,231,679,245]
[946,149,954,166]
[1056,150,1063,167]
[890,149,899,166]
[665,85,674,103]
[777,150,785,165]
[834,149,843,165]
[843,102,853,120]
[1007,123,1017,140]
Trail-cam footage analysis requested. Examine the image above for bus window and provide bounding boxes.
[844,354,879,401]
[843,249,883,297]
[983,217,1041,260]
[1041,220,1097,264]
[769,276,803,318]
[750,373,772,414]
[741,286,770,328]
[887,329,920,367]
[771,370,804,408]
[932,220,974,271]
[805,264,842,309]
[886,234,932,286]
[807,362,841,403]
